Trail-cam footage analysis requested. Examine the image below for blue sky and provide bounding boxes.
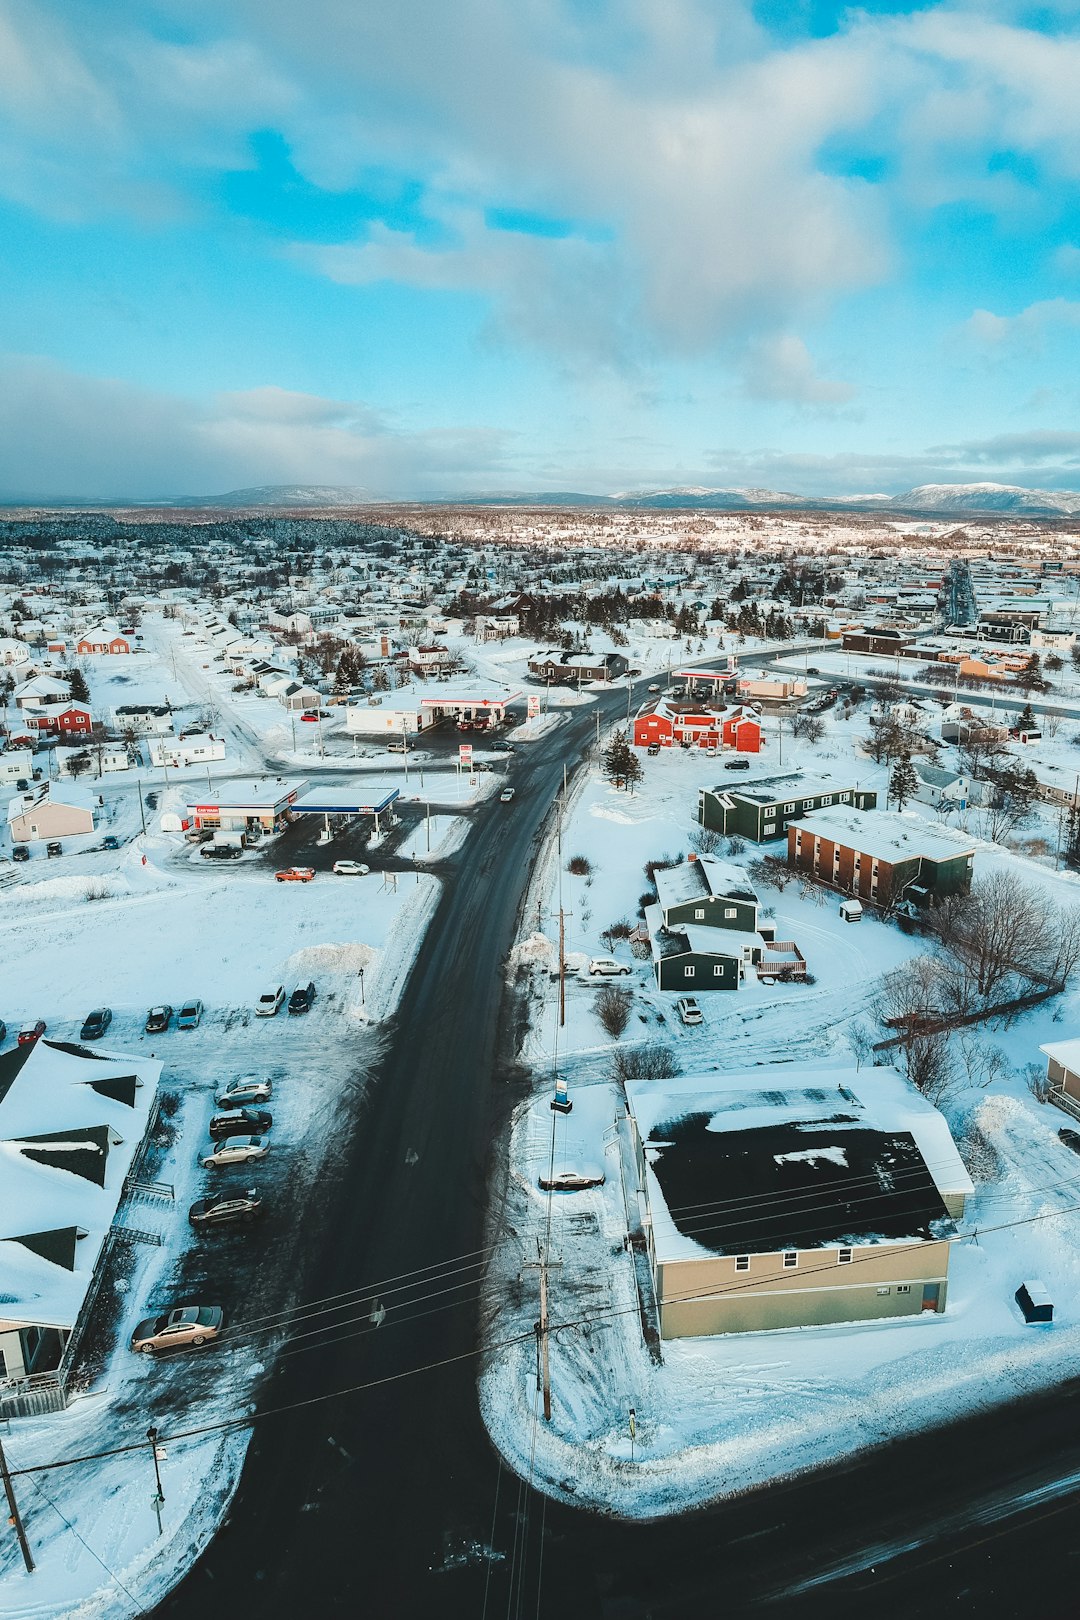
[2,0,1080,499]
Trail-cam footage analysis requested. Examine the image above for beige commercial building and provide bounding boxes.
[626,1067,972,1339]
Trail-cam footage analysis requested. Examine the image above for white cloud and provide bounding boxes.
[963,297,1080,348]
[0,356,511,499]
[740,335,856,408]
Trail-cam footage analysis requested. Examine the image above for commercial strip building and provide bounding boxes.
[345,686,521,736]
[291,785,400,837]
[0,1040,161,1415]
[698,772,878,842]
[185,777,307,835]
[787,806,975,908]
[625,1067,972,1338]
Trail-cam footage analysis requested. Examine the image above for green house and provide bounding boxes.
[699,772,878,843]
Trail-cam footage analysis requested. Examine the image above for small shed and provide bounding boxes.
[840,898,863,923]
[1015,1280,1054,1324]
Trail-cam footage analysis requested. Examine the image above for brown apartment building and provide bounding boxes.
[787,806,975,909]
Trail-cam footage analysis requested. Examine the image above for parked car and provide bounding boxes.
[332,860,370,876]
[18,1019,46,1045]
[288,981,316,1015]
[202,1136,269,1168]
[208,1108,272,1140]
[588,957,631,977]
[386,740,406,752]
[14,778,28,791]
[102,834,120,851]
[538,1170,606,1192]
[275,867,315,882]
[647,743,661,756]
[130,1305,223,1354]
[11,844,29,861]
[80,1007,112,1041]
[216,1078,273,1108]
[202,844,242,860]
[255,985,285,1017]
[145,1005,173,1034]
[46,841,62,858]
[500,787,515,802]
[677,996,703,1026]
[177,999,204,1029]
[724,758,751,771]
[188,1192,264,1228]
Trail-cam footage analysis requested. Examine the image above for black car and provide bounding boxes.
[46,841,62,858]
[201,844,243,861]
[288,981,316,1015]
[208,1108,273,1140]
[145,1005,173,1034]
[80,1007,113,1041]
[11,845,29,862]
[189,1192,264,1228]
[724,758,752,771]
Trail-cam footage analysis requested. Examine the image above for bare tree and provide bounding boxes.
[612,1043,681,1084]
[596,987,632,1038]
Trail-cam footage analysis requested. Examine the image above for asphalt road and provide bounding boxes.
[156,671,1080,1620]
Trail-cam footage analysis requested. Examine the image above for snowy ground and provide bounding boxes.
[0,824,446,1616]
[479,705,1080,1518]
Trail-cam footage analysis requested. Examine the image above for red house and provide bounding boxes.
[76,627,131,655]
[28,704,93,737]
[633,700,761,753]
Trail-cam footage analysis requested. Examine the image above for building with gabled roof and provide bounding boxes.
[0,1040,161,1414]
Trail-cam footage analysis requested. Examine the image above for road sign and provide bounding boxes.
[527,695,541,718]
[459,744,473,763]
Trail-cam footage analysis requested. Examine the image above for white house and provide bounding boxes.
[149,733,226,768]
[345,702,430,736]
[0,1040,161,1413]
[911,762,969,812]
[0,748,35,785]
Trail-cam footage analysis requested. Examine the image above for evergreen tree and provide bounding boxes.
[889,752,918,811]
[68,666,90,704]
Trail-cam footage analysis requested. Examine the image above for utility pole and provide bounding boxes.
[559,904,566,1028]
[524,1243,562,1423]
[146,1426,165,1538]
[136,779,147,837]
[0,1435,34,1573]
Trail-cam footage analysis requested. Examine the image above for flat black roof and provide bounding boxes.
[648,1112,951,1254]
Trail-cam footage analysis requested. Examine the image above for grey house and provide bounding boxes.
[644,904,758,990]
[698,772,878,842]
[528,649,628,683]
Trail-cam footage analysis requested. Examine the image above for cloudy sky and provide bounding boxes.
[3,0,1080,500]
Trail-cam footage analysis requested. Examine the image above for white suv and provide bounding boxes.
[588,957,631,977]
[677,996,703,1026]
[255,986,285,1017]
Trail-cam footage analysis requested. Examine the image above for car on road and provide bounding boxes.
[177,999,204,1029]
[208,1108,273,1140]
[491,742,514,753]
[201,1135,269,1168]
[648,684,661,693]
[216,1079,273,1108]
[102,834,120,850]
[499,787,515,802]
[255,985,285,1017]
[332,860,370,876]
[80,1007,112,1042]
[201,843,242,861]
[131,1305,223,1354]
[288,981,316,1015]
[806,666,820,676]
[275,866,315,882]
[677,996,704,1026]
[46,841,62,858]
[18,1020,46,1046]
[145,1005,173,1034]
[300,712,321,722]
[188,1192,264,1228]
[724,758,751,771]
[538,1169,606,1193]
[587,957,631,977]
[11,844,28,862]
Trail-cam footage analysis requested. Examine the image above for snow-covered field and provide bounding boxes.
[480,706,1080,1518]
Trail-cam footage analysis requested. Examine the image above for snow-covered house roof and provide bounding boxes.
[794,806,975,865]
[0,1041,161,1331]
[653,855,757,916]
[628,1067,972,1266]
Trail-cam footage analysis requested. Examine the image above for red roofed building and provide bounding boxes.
[633,700,761,753]
[27,704,93,738]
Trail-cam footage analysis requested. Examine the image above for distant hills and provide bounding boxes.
[5,479,1080,517]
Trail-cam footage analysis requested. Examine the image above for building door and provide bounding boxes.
[921,1283,940,1312]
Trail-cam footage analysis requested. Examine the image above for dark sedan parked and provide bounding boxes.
[208,1108,272,1140]
[188,1192,264,1228]
[145,1005,173,1034]
[288,981,316,1015]
[80,1007,113,1041]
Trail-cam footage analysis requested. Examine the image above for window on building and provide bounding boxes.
[694,908,705,920]
[713,965,724,976]
[877,1286,891,1296]
[838,1247,853,1265]
[735,1255,750,1272]
[783,1252,798,1269]
[840,792,850,802]
[784,802,795,813]
[684,966,695,977]
[823,796,832,805]
[802,799,813,810]
[897,1284,911,1295]
[724,907,737,918]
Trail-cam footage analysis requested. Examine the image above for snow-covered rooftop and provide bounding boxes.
[794,806,975,864]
